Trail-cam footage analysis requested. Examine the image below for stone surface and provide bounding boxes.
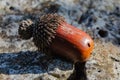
[0,0,120,80]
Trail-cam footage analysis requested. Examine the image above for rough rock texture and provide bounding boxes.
[0,0,120,80]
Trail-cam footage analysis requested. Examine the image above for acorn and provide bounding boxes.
[19,13,94,63]
[19,13,94,80]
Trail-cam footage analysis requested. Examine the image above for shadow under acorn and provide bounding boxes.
[0,51,73,74]
[0,51,88,80]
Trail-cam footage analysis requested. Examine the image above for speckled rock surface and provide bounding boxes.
[0,0,120,80]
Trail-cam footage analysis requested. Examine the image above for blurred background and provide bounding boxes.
[0,0,120,80]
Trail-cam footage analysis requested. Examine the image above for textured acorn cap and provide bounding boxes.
[33,13,65,53]
[18,19,33,39]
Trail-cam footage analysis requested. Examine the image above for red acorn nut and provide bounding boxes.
[18,14,94,63]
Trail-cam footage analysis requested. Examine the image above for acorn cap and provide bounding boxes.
[18,19,33,39]
[32,14,65,53]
